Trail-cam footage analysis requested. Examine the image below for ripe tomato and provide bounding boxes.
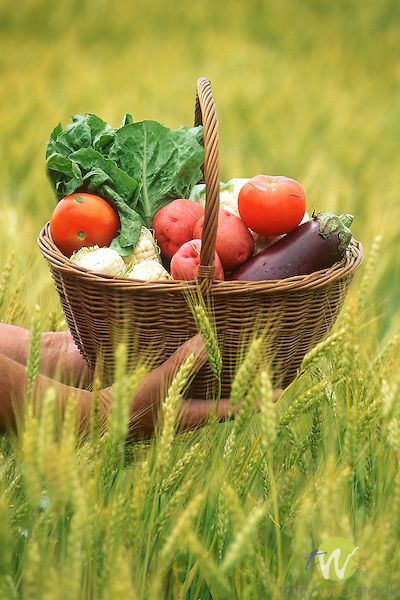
[238,175,306,236]
[50,193,120,257]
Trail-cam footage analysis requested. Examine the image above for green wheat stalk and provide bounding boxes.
[300,328,346,374]
[0,252,14,314]
[192,302,222,409]
[156,352,197,479]
[25,305,41,402]
[159,492,204,562]
[156,476,195,536]
[309,402,324,466]
[160,441,205,493]
[216,480,229,560]
[230,335,264,406]
[221,503,267,575]
[259,369,276,452]
[357,234,382,311]
[278,380,326,430]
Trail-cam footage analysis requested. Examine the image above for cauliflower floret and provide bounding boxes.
[125,259,171,282]
[190,178,250,216]
[219,178,250,216]
[70,246,126,277]
[123,227,161,266]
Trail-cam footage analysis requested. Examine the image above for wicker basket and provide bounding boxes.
[38,77,363,396]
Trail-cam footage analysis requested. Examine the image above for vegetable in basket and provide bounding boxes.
[70,227,168,281]
[46,113,204,255]
[125,259,171,281]
[170,239,224,281]
[152,199,204,260]
[229,212,354,281]
[49,193,120,257]
[70,246,126,277]
[190,178,249,216]
[122,226,171,281]
[122,226,161,266]
[238,174,306,236]
[190,177,299,255]
[192,208,254,271]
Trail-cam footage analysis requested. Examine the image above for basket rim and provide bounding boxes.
[38,222,363,295]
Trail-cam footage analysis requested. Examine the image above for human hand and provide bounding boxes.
[114,335,282,440]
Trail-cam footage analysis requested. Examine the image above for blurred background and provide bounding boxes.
[0,0,399,334]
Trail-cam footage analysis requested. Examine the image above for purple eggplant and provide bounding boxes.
[228,212,353,281]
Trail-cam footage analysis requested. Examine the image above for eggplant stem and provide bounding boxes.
[339,213,354,228]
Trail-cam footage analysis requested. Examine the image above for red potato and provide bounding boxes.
[170,239,224,281]
[193,208,255,271]
[152,199,204,261]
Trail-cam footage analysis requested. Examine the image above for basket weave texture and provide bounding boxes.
[38,77,363,395]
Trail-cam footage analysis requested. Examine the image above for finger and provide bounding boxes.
[178,398,240,429]
[130,335,207,415]
[178,387,284,430]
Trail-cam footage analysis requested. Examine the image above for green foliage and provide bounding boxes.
[46,112,204,252]
[0,0,400,596]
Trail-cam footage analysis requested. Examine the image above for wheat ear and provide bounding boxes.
[156,353,197,478]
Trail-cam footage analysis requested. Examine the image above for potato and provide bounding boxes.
[152,199,204,261]
[170,239,224,281]
[193,208,255,271]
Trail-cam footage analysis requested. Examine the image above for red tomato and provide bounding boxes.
[238,175,306,236]
[50,193,120,257]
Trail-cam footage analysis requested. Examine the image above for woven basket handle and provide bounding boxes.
[194,77,220,292]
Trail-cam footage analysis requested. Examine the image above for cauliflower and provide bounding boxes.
[125,259,171,281]
[219,178,250,216]
[190,178,250,217]
[119,227,171,281]
[123,227,161,266]
[70,246,126,277]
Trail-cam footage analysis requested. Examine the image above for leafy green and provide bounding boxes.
[109,120,204,228]
[46,113,204,252]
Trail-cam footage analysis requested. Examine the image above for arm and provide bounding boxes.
[0,336,255,439]
[0,323,92,386]
[0,325,282,439]
[0,352,98,433]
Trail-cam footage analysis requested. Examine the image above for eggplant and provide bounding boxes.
[228,212,353,281]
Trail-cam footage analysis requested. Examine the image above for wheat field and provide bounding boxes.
[0,0,399,598]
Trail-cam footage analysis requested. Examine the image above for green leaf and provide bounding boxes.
[109,237,134,257]
[120,113,134,127]
[70,148,138,206]
[101,184,142,251]
[46,154,83,197]
[109,120,204,228]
